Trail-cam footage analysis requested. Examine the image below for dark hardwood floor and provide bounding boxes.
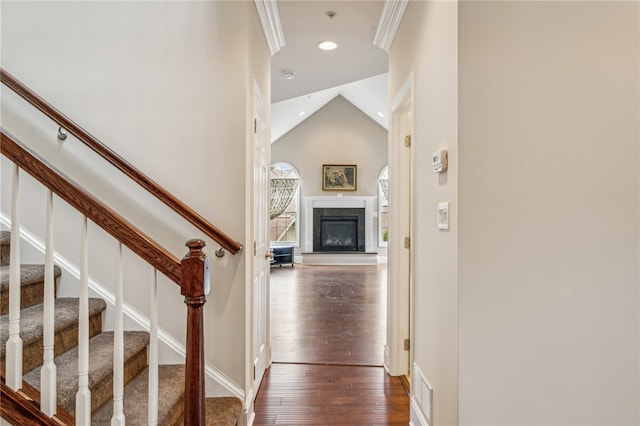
[254,265,410,425]
[253,363,409,425]
[270,264,387,366]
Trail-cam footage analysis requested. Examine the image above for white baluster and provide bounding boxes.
[148,269,158,426]
[6,164,22,390]
[41,189,57,416]
[76,216,91,425]
[111,243,125,426]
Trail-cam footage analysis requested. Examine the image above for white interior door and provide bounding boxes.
[252,82,270,396]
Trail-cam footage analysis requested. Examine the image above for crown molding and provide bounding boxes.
[373,0,409,52]
[254,0,285,56]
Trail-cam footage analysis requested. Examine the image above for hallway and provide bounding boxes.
[253,265,409,425]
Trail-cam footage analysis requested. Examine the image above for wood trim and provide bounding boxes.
[181,240,208,425]
[399,374,411,396]
[1,130,182,285]
[0,68,243,255]
[1,376,74,426]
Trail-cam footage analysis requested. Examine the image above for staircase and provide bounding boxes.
[0,231,243,425]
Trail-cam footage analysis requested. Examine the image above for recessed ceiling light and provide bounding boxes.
[299,111,306,117]
[377,112,385,117]
[318,41,338,51]
[281,70,296,80]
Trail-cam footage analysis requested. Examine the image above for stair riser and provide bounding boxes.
[65,348,148,416]
[1,279,58,315]
[167,394,185,426]
[0,311,104,375]
[0,245,9,267]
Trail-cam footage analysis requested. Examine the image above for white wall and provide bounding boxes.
[272,95,387,196]
[271,95,388,251]
[458,2,639,425]
[1,0,270,396]
[391,1,639,425]
[389,1,459,424]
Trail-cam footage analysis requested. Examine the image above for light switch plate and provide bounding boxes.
[438,203,449,230]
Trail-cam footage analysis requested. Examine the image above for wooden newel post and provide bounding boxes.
[181,239,210,426]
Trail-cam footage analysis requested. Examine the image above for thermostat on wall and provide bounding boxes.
[432,149,448,173]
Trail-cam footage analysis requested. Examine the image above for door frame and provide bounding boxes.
[386,72,415,377]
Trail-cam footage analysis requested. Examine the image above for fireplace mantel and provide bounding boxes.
[303,196,376,253]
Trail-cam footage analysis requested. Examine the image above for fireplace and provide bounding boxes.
[303,196,376,254]
[313,208,365,252]
[320,217,358,251]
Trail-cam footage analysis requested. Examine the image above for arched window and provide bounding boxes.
[378,166,389,247]
[270,162,300,246]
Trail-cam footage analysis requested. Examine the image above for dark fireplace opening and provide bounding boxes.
[320,217,358,252]
[313,207,366,253]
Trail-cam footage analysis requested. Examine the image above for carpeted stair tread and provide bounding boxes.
[92,366,242,426]
[91,364,185,425]
[23,331,150,414]
[0,264,61,289]
[0,297,106,358]
[203,397,244,426]
[0,264,62,314]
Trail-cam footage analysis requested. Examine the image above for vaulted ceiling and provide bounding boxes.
[271,73,388,142]
[264,1,403,143]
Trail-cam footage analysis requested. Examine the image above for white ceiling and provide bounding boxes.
[270,1,389,142]
[271,73,388,142]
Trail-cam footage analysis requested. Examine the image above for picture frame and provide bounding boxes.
[322,164,357,191]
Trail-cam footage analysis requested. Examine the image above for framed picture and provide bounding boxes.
[323,164,357,191]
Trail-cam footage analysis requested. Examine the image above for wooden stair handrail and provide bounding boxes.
[3,130,208,425]
[1,130,182,284]
[1,68,243,255]
[0,373,74,426]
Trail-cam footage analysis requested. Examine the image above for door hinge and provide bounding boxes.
[253,241,257,256]
[404,135,412,147]
[404,338,410,351]
[404,237,411,249]
[253,364,256,380]
[254,118,258,133]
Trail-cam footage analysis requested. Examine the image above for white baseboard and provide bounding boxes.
[383,344,390,372]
